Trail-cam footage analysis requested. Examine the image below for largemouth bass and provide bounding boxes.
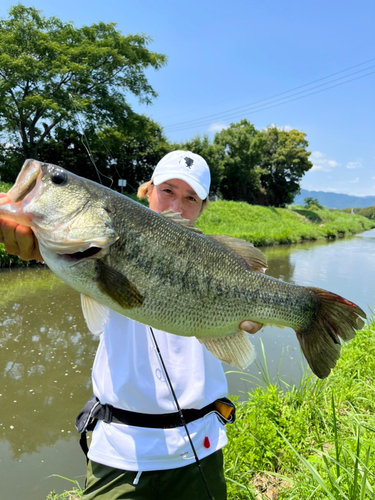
[0,160,366,379]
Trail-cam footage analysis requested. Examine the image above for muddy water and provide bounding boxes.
[1,230,375,499]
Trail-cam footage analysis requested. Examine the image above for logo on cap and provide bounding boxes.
[184,157,194,169]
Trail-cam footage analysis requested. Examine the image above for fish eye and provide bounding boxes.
[51,170,68,186]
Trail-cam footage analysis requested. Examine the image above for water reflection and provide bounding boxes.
[0,268,96,463]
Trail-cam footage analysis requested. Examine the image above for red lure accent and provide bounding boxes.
[203,436,210,448]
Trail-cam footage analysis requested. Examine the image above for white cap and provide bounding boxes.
[152,150,211,200]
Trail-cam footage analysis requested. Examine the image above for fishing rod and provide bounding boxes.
[149,327,214,500]
[68,93,103,185]
[68,93,214,500]
[68,93,139,193]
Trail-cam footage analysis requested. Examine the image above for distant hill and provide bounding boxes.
[293,189,375,209]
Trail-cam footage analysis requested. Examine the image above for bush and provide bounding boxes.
[357,205,375,220]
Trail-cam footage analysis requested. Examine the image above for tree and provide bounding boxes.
[0,141,25,183]
[33,113,171,192]
[94,114,172,192]
[0,4,167,159]
[257,126,313,207]
[304,196,323,209]
[214,120,263,203]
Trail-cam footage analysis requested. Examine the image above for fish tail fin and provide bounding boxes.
[199,329,256,369]
[296,287,366,379]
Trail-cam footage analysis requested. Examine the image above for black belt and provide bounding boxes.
[95,399,217,429]
[75,395,232,435]
[75,396,234,461]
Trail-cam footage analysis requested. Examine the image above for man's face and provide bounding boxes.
[147,179,204,224]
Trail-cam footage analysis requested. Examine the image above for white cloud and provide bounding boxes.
[310,151,338,172]
[350,177,360,183]
[208,122,227,133]
[346,161,363,169]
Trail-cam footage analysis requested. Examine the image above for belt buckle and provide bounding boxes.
[103,404,113,424]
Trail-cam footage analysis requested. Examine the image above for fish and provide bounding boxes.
[0,159,366,379]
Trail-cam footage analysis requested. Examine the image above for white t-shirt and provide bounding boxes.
[88,310,229,471]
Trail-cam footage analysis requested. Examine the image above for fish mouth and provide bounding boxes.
[7,160,42,203]
[57,246,103,263]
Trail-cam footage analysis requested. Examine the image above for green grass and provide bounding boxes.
[46,476,83,500]
[224,321,375,499]
[196,201,375,246]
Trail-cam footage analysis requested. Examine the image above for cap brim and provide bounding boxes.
[152,173,208,200]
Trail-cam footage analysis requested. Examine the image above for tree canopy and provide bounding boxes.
[304,196,323,209]
[34,113,171,190]
[257,126,313,207]
[213,120,263,203]
[0,4,167,159]
[175,122,313,206]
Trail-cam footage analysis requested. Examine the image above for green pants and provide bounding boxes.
[82,449,227,500]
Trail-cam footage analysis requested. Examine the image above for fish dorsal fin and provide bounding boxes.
[208,234,268,273]
[81,293,109,336]
[160,210,202,233]
[199,329,256,369]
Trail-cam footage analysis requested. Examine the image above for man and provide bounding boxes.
[0,151,261,499]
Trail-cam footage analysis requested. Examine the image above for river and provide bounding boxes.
[1,230,375,500]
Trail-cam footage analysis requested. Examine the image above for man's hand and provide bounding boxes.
[0,194,42,261]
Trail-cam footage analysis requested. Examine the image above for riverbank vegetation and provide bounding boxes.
[197,200,375,246]
[340,206,375,221]
[47,319,375,499]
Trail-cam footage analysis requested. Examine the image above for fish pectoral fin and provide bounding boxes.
[208,235,268,273]
[95,260,144,309]
[160,210,202,233]
[199,329,256,369]
[81,293,110,335]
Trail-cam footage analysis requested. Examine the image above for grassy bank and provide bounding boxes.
[47,320,375,499]
[197,200,375,246]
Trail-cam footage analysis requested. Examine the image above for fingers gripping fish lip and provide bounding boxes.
[7,159,42,203]
[0,160,43,226]
[5,160,119,262]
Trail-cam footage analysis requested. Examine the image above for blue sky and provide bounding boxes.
[1,0,375,196]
